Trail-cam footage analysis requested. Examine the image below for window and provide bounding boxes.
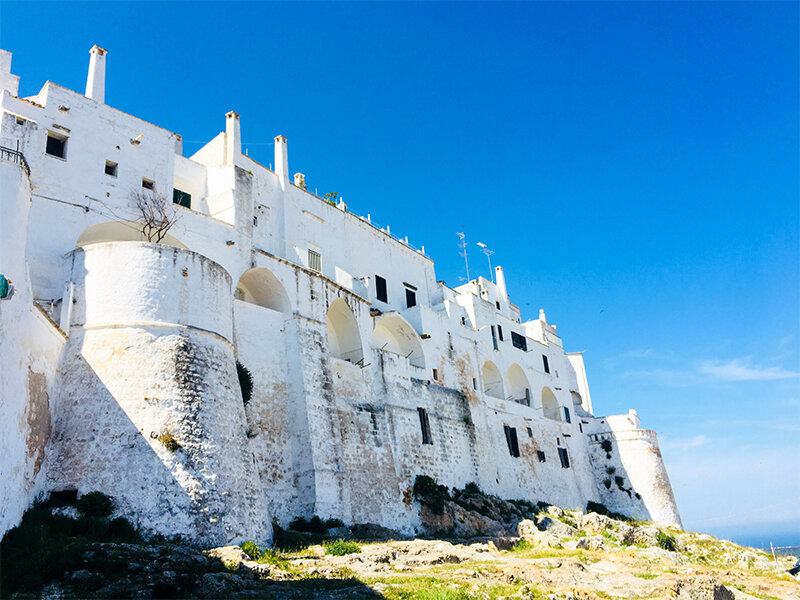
[562,406,571,424]
[524,387,531,406]
[432,369,439,382]
[308,249,322,273]
[527,427,533,437]
[558,447,570,468]
[511,332,527,351]
[142,178,155,190]
[375,275,388,303]
[496,301,501,310]
[461,316,467,325]
[172,188,191,208]
[45,133,66,158]
[405,288,417,308]
[472,377,477,390]
[542,355,550,374]
[497,325,504,341]
[491,325,498,351]
[418,407,432,445]
[504,425,520,458]
[537,450,546,462]
[104,160,117,177]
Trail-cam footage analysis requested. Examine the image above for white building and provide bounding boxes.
[0,46,682,545]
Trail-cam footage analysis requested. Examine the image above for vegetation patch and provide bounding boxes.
[586,500,634,522]
[413,475,451,515]
[324,539,361,556]
[656,530,677,552]
[289,515,344,534]
[75,491,114,517]
[240,539,262,560]
[157,429,181,452]
[236,361,253,407]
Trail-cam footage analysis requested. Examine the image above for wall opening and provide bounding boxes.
[326,298,363,364]
[542,386,562,421]
[234,267,291,313]
[506,363,531,405]
[372,314,425,368]
[482,360,504,399]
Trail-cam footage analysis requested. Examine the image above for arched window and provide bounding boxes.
[506,363,531,405]
[372,314,425,368]
[234,268,291,313]
[542,386,562,421]
[75,221,188,249]
[482,360,504,399]
[327,298,363,364]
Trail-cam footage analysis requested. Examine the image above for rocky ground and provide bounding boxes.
[2,488,798,599]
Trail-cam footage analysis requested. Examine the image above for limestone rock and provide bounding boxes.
[579,512,613,535]
[535,515,578,538]
[672,577,735,600]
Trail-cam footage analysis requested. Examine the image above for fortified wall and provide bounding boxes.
[0,47,682,544]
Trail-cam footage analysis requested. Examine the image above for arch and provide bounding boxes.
[372,314,425,368]
[506,363,531,405]
[482,360,504,399]
[542,386,562,421]
[326,298,363,364]
[75,221,188,249]
[234,268,291,313]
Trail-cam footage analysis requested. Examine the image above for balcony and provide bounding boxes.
[0,145,30,176]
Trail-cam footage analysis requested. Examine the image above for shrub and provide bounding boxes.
[600,439,613,453]
[614,476,625,488]
[656,530,677,552]
[272,520,322,551]
[511,538,534,551]
[236,361,254,407]
[323,539,360,556]
[412,475,451,515]
[323,517,345,529]
[240,540,262,561]
[75,491,114,517]
[606,466,616,475]
[586,500,633,522]
[603,478,612,489]
[463,481,481,495]
[158,430,181,452]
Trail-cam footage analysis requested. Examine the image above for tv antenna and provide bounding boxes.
[477,242,495,283]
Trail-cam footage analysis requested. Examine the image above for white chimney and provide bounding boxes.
[274,135,288,190]
[85,45,107,103]
[225,111,241,165]
[495,266,509,302]
[539,309,547,323]
[294,173,306,189]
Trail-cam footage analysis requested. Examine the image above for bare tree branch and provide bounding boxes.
[131,189,179,243]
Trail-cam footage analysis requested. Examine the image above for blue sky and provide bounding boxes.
[2,1,797,537]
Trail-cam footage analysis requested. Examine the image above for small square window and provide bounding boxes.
[405,287,417,308]
[432,369,439,382]
[375,275,388,303]
[105,161,118,177]
[45,133,66,159]
[172,188,191,208]
[496,301,501,310]
[308,249,322,273]
[15,117,25,126]
[142,178,155,190]
[536,450,546,462]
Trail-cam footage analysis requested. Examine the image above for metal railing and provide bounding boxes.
[0,145,30,176]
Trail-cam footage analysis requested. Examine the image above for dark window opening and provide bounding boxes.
[105,160,117,177]
[253,216,258,226]
[504,425,520,458]
[173,188,191,208]
[497,325,504,341]
[432,369,438,382]
[527,427,533,437]
[496,301,501,310]
[418,407,432,445]
[472,377,477,390]
[542,355,550,374]
[142,178,155,190]
[537,450,546,462]
[375,275,388,303]
[405,288,416,308]
[558,447,570,468]
[491,325,498,351]
[524,388,531,406]
[563,406,571,423]
[511,331,527,351]
[45,134,66,158]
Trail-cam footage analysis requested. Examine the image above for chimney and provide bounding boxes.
[294,173,306,189]
[495,266,509,302]
[85,45,108,103]
[539,309,547,324]
[225,111,241,165]
[274,135,288,190]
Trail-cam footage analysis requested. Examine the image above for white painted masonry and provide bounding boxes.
[0,47,681,544]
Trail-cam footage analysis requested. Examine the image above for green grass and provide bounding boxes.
[634,572,658,580]
[324,539,361,556]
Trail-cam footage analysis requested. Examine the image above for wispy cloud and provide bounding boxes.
[619,356,799,385]
[697,358,799,382]
[660,434,708,451]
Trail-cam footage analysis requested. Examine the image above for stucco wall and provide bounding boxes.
[44,243,271,545]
